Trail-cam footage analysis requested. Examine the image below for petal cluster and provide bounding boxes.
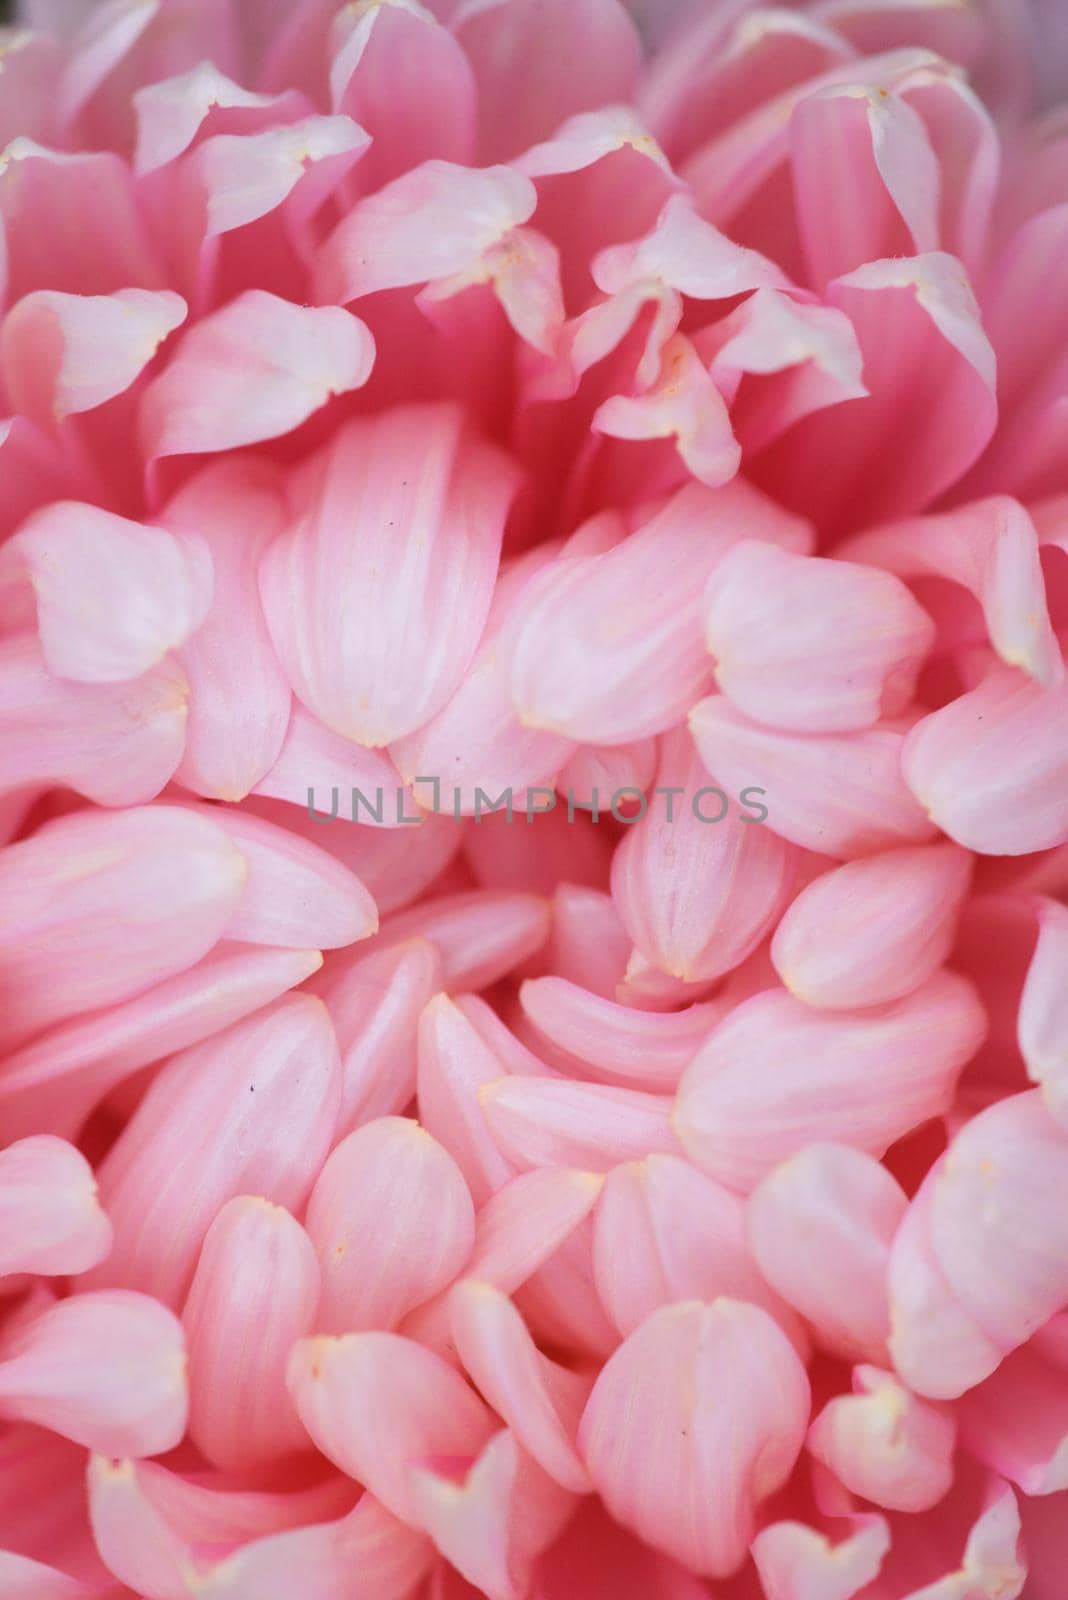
[2,2,1068,1598]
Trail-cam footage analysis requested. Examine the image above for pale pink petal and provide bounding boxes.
[381,889,550,991]
[327,938,442,1136]
[592,1153,805,1348]
[407,1429,519,1600]
[259,404,517,747]
[305,1116,474,1333]
[141,290,374,458]
[887,1165,1006,1401]
[464,1167,604,1293]
[593,333,741,488]
[182,1197,319,1471]
[162,461,291,801]
[518,975,721,1090]
[0,945,323,1146]
[251,704,410,826]
[703,286,868,452]
[189,1495,433,1600]
[592,191,788,303]
[418,225,565,358]
[904,661,1068,855]
[508,479,811,744]
[926,1091,1068,1365]
[702,541,936,732]
[450,1281,591,1492]
[578,1299,810,1577]
[87,995,340,1306]
[610,726,793,983]
[842,496,1062,689]
[454,0,641,163]
[480,1076,679,1172]
[675,975,985,1191]
[287,1331,497,1521]
[896,1476,1026,1600]
[545,884,630,1000]
[0,1136,111,1277]
[416,991,519,1205]
[88,1454,219,1600]
[2,502,212,684]
[0,1551,100,1600]
[748,1143,909,1363]
[315,159,536,303]
[190,115,369,238]
[751,1513,891,1600]
[1,287,185,422]
[132,60,287,175]
[807,1366,955,1513]
[177,801,377,950]
[1019,898,1068,1126]
[690,696,937,858]
[0,1289,186,1457]
[0,632,188,807]
[390,543,575,817]
[0,804,247,1051]
[770,843,973,1009]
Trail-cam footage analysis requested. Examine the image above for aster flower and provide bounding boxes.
[2,0,1068,1596]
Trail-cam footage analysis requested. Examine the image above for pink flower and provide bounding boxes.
[3,1,1068,1596]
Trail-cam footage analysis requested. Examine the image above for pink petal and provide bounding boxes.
[2,502,212,684]
[903,661,1068,855]
[416,991,519,1206]
[0,804,247,1051]
[0,1289,187,1457]
[406,1429,520,1600]
[959,1320,1068,1495]
[675,975,986,1191]
[162,461,292,801]
[251,704,410,826]
[927,1091,1068,1363]
[315,159,536,303]
[748,1143,908,1363]
[141,290,374,458]
[578,1299,810,1576]
[690,696,937,858]
[545,884,631,1000]
[702,541,936,733]
[450,1281,591,1492]
[770,842,973,1009]
[508,479,811,745]
[0,1136,111,1277]
[131,61,288,175]
[480,1076,679,1172]
[0,944,323,1147]
[886,1164,1006,1401]
[421,226,565,357]
[1019,898,1068,1126]
[0,632,188,807]
[518,975,721,1090]
[87,995,340,1306]
[327,939,442,1136]
[807,1365,956,1513]
[593,333,741,487]
[259,404,517,747]
[189,114,369,239]
[751,1513,890,1600]
[329,0,476,187]
[592,1153,805,1348]
[381,889,550,992]
[610,727,793,983]
[455,0,641,163]
[464,1167,604,1293]
[286,1331,497,1522]
[1,287,185,422]
[305,1116,475,1333]
[842,496,1062,689]
[176,801,377,950]
[182,1197,320,1472]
